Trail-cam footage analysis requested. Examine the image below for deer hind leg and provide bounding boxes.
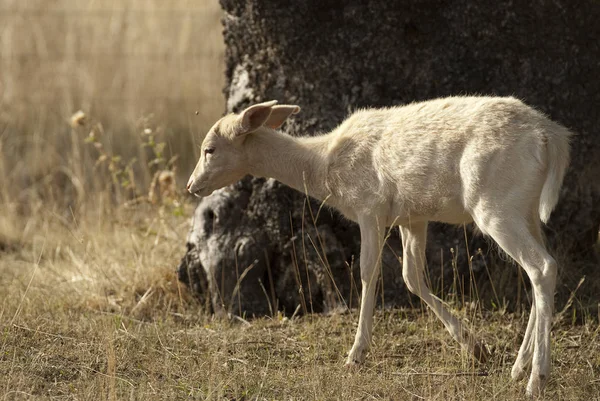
[511,297,536,381]
[399,221,488,362]
[511,219,545,381]
[474,210,556,397]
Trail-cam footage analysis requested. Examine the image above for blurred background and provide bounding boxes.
[0,0,226,338]
[0,0,224,217]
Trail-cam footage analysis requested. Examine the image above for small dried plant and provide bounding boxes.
[71,110,183,215]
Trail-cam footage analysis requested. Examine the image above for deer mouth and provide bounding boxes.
[192,186,214,198]
[193,188,206,197]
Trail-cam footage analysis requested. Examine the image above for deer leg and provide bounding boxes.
[477,213,556,397]
[346,215,386,365]
[399,221,488,362]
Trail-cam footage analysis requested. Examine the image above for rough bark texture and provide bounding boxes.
[178,0,600,317]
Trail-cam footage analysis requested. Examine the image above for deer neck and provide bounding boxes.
[245,128,330,201]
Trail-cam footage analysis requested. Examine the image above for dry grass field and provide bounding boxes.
[1,1,599,400]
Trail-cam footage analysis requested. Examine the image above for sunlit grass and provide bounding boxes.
[0,0,224,213]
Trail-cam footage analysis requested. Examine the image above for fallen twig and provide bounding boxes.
[12,324,77,341]
[393,371,489,377]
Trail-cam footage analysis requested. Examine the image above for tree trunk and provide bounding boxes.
[178,0,600,317]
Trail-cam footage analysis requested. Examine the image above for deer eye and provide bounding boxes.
[204,147,215,156]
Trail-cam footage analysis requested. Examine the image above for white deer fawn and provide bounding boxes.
[187,96,571,397]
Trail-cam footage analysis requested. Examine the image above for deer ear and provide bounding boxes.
[264,105,301,129]
[237,100,278,135]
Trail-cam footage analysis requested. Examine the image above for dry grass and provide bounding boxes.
[0,0,224,211]
[2,225,600,400]
[1,1,599,400]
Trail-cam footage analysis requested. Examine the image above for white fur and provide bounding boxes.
[187,96,571,397]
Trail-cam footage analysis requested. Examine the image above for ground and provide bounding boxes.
[1,208,598,400]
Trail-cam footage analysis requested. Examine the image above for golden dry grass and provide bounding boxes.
[2,234,600,401]
[0,0,224,210]
[1,1,599,400]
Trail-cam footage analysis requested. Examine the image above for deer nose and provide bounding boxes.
[186,179,193,192]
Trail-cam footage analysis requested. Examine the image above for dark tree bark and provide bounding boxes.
[178,0,600,317]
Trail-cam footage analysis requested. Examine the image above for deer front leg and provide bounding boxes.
[346,215,386,366]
